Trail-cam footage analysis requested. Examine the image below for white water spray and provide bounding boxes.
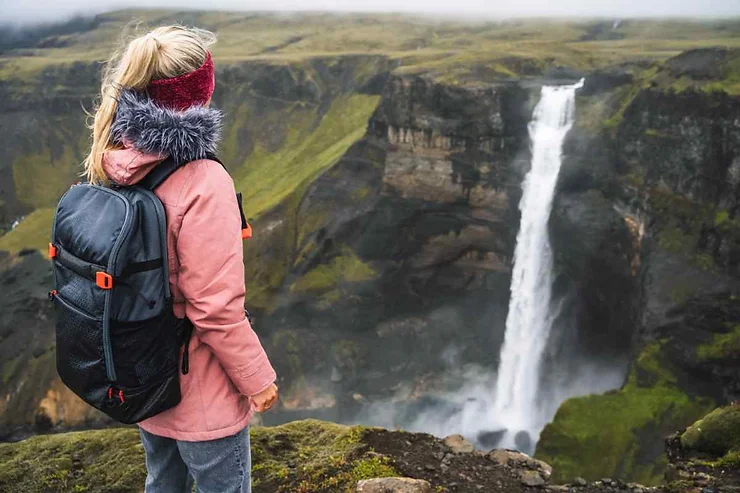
[492,79,584,452]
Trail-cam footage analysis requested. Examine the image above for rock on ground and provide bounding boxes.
[443,434,476,454]
[356,477,433,493]
[487,449,553,479]
[519,470,546,487]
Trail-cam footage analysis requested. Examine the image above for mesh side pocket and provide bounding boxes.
[110,310,181,389]
[55,263,105,318]
[54,295,107,396]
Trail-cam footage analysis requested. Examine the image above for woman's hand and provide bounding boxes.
[251,383,279,412]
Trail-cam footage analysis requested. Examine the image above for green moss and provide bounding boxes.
[649,189,718,271]
[272,329,304,375]
[670,283,694,305]
[348,456,397,481]
[536,342,715,486]
[250,419,386,493]
[291,246,376,294]
[694,253,716,271]
[231,94,380,220]
[666,75,696,94]
[0,208,55,255]
[0,420,392,493]
[332,340,366,374]
[294,240,318,267]
[574,94,614,132]
[232,93,378,312]
[644,50,740,96]
[644,128,671,138]
[715,210,730,227]
[714,449,740,468]
[623,168,648,188]
[697,325,740,361]
[657,224,694,253]
[681,404,740,456]
[297,209,330,248]
[351,187,371,201]
[11,123,87,210]
[604,66,659,129]
[321,289,343,304]
[701,51,740,96]
[243,175,322,312]
[0,427,145,493]
[2,356,22,385]
[703,80,740,96]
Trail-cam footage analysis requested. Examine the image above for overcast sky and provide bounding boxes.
[2,0,740,26]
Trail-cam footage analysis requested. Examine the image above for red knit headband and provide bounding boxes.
[147,52,215,111]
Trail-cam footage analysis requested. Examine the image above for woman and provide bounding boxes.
[84,25,278,493]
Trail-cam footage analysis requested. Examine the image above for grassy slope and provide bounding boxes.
[0,420,397,493]
[0,208,55,254]
[227,91,380,310]
[231,93,380,219]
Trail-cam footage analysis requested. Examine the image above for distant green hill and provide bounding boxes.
[2,11,740,83]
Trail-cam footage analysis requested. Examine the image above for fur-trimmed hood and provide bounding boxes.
[103,89,223,186]
[111,89,222,164]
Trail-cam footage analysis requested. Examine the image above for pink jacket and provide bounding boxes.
[102,146,276,441]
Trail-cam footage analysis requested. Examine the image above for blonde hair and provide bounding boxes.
[84,25,216,184]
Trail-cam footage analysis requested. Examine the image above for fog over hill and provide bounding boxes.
[2,0,740,26]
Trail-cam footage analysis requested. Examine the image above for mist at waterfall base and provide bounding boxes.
[353,81,627,455]
[352,344,625,454]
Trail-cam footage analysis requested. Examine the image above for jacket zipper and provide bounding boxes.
[90,185,134,384]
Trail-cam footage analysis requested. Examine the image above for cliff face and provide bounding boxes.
[537,49,740,485]
[243,75,535,422]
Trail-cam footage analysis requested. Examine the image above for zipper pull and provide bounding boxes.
[106,387,116,407]
[48,290,58,301]
[118,390,125,404]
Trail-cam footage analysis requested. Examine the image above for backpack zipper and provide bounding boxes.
[49,290,100,321]
[90,185,134,384]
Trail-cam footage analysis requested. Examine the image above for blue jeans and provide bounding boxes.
[139,426,251,493]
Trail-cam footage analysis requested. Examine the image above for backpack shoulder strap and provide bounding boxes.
[136,153,251,238]
[138,153,224,191]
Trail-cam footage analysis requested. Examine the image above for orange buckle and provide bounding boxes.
[48,243,58,259]
[241,223,253,240]
[95,272,114,290]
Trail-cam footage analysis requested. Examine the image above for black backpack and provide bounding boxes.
[49,155,250,424]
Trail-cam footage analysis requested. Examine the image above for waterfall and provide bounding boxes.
[491,79,584,453]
